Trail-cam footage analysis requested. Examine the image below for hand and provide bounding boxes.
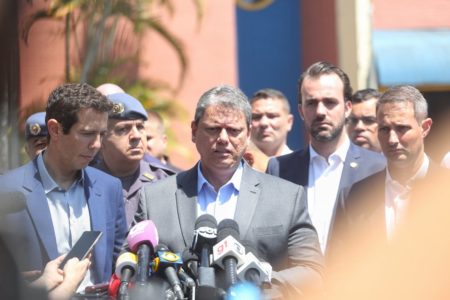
[30,254,65,291]
[62,256,90,285]
[48,256,91,300]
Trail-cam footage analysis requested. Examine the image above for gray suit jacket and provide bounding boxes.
[266,143,386,257]
[135,162,324,296]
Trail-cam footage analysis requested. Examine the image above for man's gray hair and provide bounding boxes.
[377,85,428,122]
[194,85,252,127]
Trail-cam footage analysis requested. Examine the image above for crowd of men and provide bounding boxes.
[0,61,449,299]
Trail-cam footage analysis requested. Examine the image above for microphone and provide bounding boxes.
[192,214,217,289]
[182,248,199,279]
[178,268,196,289]
[192,214,217,267]
[0,190,26,216]
[152,248,184,300]
[115,252,138,299]
[127,220,159,283]
[212,219,245,288]
[237,252,272,287]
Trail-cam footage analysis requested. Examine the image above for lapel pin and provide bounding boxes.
[350,162,358,168]
[143,173,155,181]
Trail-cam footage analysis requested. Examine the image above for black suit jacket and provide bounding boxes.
[266,143,386,257]
[329,161,448,264]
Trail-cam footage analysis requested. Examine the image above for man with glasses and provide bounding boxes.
[347,88,382,153]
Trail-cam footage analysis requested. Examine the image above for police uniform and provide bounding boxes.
[25,112,48,139]
[92,93,170,227]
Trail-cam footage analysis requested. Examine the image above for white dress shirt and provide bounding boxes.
[307,138,350,253]
[385,155,429,240]
[280,144,293,156]
[196,162,242,223]
[441,151,450,169]
[37,152,94,291]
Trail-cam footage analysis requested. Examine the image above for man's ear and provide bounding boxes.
[47,119,60,140]
[191,121,197,143]
[344,100,352,119]
[421,117,433,138]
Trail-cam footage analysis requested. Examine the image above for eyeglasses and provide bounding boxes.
[347,116,377,126]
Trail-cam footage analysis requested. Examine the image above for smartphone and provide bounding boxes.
[60,231,103,269]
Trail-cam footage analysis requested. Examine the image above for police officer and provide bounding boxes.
[24,112,48,160]
[92,93,169,228]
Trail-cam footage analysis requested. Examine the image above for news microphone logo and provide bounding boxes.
[213,235,246,269]
[152,251,183,273]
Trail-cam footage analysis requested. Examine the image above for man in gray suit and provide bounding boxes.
[135,85,324,298]
[267,62,385,257]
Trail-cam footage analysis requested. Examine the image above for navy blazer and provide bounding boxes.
[329,161,449,262]
[266,143,386,255]
[0,159,127,283]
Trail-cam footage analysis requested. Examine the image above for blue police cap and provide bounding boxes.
[107,93,148,121]
[25,112,48,139]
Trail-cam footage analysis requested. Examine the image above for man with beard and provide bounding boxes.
[267,61,385,257]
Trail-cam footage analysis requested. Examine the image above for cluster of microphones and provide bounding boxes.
[108,215,272,300]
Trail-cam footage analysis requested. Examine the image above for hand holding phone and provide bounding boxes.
[60,231,103,269]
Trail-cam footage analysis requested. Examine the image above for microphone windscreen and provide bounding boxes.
[0,190,26,215]
[127,220,159,253]
[115,252,137,279]
[195,214,217,230]
[217,219,240,242]
[182,248,198,263]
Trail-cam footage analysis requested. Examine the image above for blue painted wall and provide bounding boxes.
[236,1,305,151]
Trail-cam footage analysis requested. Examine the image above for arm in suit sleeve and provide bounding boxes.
[112,181,128,263]
[268,185,325,298]
[133,188,150,225]
[265,156,280,176]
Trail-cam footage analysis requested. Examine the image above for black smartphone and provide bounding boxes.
[60,231,103,269]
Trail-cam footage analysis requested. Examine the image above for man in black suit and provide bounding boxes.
[330,86,444,261]
[267,61,385,257]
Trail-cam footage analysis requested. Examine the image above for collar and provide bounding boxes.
[197,161,243,193]
[386,154,430,188]
[37,152,84,193]
[280,144,293,155]
[309,137,350,164]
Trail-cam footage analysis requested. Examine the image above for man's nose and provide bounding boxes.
[217,128,229,143]
[130,125,142,139]
[315,102,326,116]
[388,130,399,145]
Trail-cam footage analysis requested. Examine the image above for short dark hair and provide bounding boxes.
[250,88,291,113]
[351,88,381,104]
[46,83,112,134]
[297,61,352,104]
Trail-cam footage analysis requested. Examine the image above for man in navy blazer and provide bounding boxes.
[0,83,127,290]
[329,85,446,264]
[267,62,385,257]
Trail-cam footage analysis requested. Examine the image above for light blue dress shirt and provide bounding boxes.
[196,161,243,223]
